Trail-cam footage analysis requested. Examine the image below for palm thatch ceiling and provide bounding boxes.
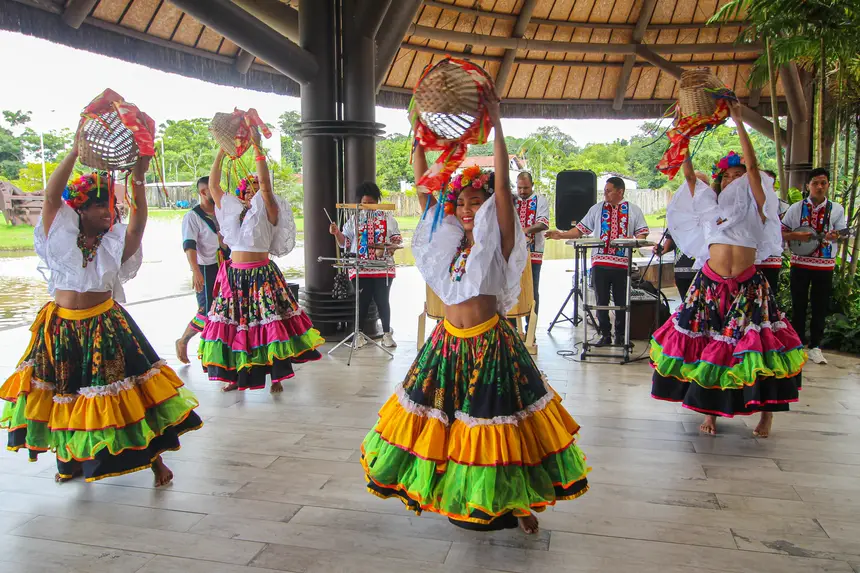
[1,0,784,120]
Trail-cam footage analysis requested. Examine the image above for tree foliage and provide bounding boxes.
[159,118,216,181]
[278,111,302,172]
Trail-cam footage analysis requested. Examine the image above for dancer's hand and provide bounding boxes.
[192,268,204,292]
[133,154,152,182]
[484,89,501,125]
[728,100,743,123]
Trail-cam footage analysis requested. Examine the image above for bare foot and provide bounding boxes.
[152,455,174,487]
[221,382,239,392]
[271,381,283,394]
[518,514,539,535]
[753,412,774,438]
[175,338,190,364]
[699,415,717,436]
[54,469,82,483]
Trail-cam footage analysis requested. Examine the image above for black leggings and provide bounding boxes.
[356,277,393,333]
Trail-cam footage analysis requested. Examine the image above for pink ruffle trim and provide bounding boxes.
[653,315,803,367]
[200,312,315,352]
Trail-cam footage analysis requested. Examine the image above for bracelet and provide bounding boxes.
[255,155,266,162]
[133,179,146,186]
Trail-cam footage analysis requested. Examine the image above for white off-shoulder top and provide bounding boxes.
[412,194,528,313]
[34,203,143,302]
[667,173,781,269]
[215,192,296,256]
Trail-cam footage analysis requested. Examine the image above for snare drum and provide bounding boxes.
[425,263,534,320]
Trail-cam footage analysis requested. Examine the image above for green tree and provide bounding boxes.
[19,127,73,162]
[278,111,302,172]
[160,118,216,180]
[0,126,23,179]
[2,110,31,127]
[376,133,413,193]
[270,160,304,216]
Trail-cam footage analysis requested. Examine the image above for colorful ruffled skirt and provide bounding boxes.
[198,259,324,390]
[0,299,202,482]
[361,315,589,530]
[651,263,806,416]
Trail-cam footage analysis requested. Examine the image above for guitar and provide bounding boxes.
[788,225,855,256]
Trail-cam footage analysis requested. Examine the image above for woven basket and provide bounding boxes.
[414,59,488,141]
[678,68,725,117]
[210,112,249,158]
[77,111,139,171]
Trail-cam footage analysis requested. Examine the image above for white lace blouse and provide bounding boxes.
[667,173,781,269]
[412,194,528,313]
[34,203,143,302]
[215,192,296,256]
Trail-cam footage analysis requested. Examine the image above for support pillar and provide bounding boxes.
[788,72,814,191]
[299,0,339,324]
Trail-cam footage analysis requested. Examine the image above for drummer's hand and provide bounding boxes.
[825,230,840,241]
[545,230,563,240]
[484,89,501,124]
[794,231,814,241]
[654,243,664,256]
[329,223,339,235]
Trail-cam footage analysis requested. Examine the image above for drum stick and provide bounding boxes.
[323,208,334,225]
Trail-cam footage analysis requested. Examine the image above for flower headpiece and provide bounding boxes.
[712,151,744,180]
[235,175,259,202]
[62,172,110,210]
[440,165,492,215]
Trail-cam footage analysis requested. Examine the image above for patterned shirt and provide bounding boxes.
[576,201,649,269]
[342,211,402,279]
[516,193,550,264]
[781,198,847,271]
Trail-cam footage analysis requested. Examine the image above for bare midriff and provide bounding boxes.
[707,244,757,277]
[230,251,270,263]
[443,295,498,329]
[54,289,112,310]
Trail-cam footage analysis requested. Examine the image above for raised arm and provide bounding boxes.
[485,91,516,261]
[209,149,226,209]
[413,143,437,212]
[730,102,766,219]
[682,157,697,196]
[250,130,279,226]
[123,154,152,262]
[41,143,80,235]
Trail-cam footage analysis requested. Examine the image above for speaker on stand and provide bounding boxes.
[548,170,599,333]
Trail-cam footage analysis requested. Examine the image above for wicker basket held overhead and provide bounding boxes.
[678,68,725,118]
[77,111,139,171]
[413,59,491,141]
[210,109,271,160]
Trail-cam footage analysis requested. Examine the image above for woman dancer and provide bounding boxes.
[651,102,805,437]
[0,140,202,485]
[329,181,401,348]
[199,140,324,392]
[360,93,588,534]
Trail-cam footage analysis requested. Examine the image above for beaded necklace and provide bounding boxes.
[77,231,107,268]
[449,237,472,282]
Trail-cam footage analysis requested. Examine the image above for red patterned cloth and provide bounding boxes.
[227,108,272,160]
[410,57,494,195]
[657,98,732,179]
[81,89,156,157]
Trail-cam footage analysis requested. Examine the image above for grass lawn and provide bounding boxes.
[0,214,35,251]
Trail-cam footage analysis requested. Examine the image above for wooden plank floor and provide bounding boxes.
[1,262,859,573]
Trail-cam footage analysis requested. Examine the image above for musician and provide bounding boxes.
[329,182,402,349]
[547,177,649,346]
[781,168,847,365]
[175,176,227,364]
[515,171,549,322]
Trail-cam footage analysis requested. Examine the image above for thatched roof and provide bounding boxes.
[1,0,784,119]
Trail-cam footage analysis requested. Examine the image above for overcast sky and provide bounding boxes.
[0,30,647,146]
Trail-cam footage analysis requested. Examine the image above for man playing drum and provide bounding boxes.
[546,177,649,346]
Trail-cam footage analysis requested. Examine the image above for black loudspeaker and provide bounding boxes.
[555,170,597,230]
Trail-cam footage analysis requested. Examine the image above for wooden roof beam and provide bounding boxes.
[230,0,299,43]
[614,0,658,111]
[406,24,761,54]
[168,0,317,84]
[422,0,748,31]
[635,45,786,146]
[375,0,423,91]
[780,63,808,124]
[62,0,98,29]
[495,0,537,93]
[235,49,255,74]
[357,0,393,39]
[748,87,762,108]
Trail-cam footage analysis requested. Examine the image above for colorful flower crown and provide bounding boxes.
[62,172,109,210]
[440,165,492,215]
[711,151,744,180]
[235,175,259,202]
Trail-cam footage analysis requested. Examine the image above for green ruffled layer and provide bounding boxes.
[361,430,589,520]
[199,330,324,370]
[650,340,807,391]
[1,387,199,461]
